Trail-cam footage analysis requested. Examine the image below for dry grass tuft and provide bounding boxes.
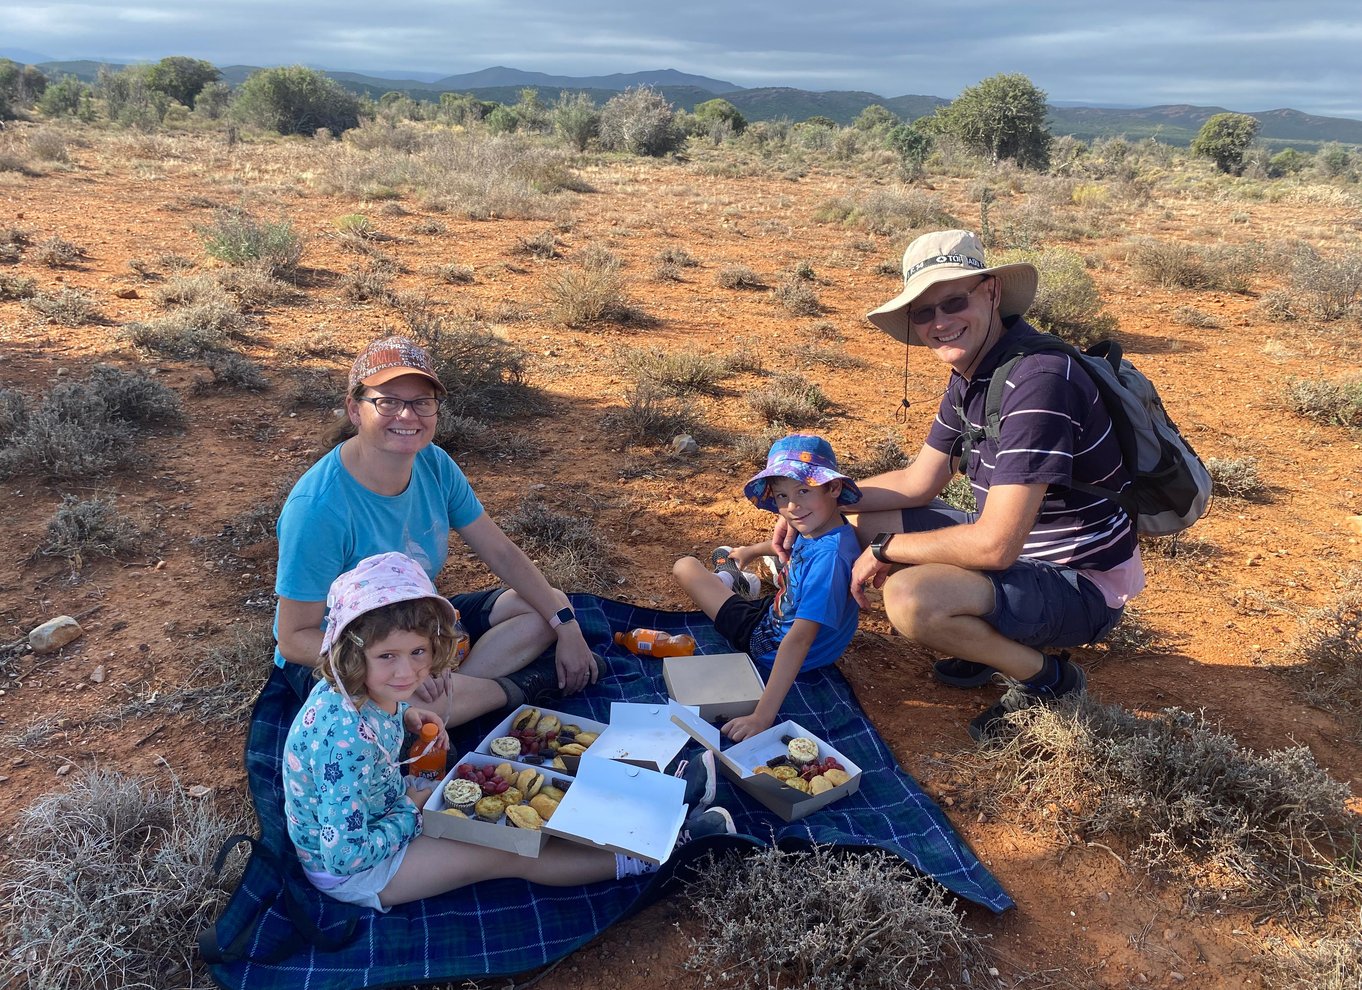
[39,495,145,572]
[500,493,615,593]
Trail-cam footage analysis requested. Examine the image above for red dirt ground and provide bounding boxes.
[1,128,1360,989]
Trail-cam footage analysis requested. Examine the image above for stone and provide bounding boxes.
[90,665,107,684]
[114,288,139,299]
[671,433,699,455]
[29,616,83,654]
[188,784,213,799]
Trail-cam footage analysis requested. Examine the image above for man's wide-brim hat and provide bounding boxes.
[866,229,1038,346]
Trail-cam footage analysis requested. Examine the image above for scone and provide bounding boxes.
[474,796,507,822]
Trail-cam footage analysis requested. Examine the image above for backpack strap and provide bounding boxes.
[979,333,1140,520]
[198,833,361,966]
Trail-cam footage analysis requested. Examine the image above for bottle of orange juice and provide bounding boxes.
[614,629,696,657]
[407,723,446,781]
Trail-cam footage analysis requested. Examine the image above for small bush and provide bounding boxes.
[1206,455,1265,499]
[1281,244,1362,322]
[404,307,544,422]
[597,86,683,157]
[121,299,250,356]
[216,265,296,310]
[961,696,1360,912]
[202,351,270,391]
[940,472,978,513]
[544,264,641,327]
[1290,578,1362,743]
[500,493,614,593]
[603,384,701,444]
[276,328,343,360]
[852,434,910,476]
[994,246,1117,347]
[114,621,277,725]
[32,235,86,267]
[1172,304,1222,329]
[340,259,397,304]
[0,272,36,300]
[773,275,821,316]
[436,262,474,284]
[716,264,765,290]
[657,246,698,268]
[748,375,831,426]
[411,218,447,235]
[623,348,728,396]
[0,769,247,990]
[1128,238,1257,293]
[152,273,226,308]
[516,228,561,259]
[196,207,303,274]
[1286,377,1362,427]
[26,287,98,326]
[40,495,144,570]
[687,844,976,990]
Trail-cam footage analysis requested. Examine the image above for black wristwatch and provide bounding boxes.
[548,606,576,630]
[870,532,895,564]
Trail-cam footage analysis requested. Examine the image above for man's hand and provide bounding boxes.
[554,628,599,695]
[411,672,457,725]
[771,517,796,565]
[850,546,891,609]
[722,711,776,742]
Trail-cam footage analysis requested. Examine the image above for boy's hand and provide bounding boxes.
[722,711,775,742]
[404,707,450,752]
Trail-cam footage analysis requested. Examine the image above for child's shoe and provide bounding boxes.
[672,750,718,811]
[710,546,760,598]
[675,806,736,846]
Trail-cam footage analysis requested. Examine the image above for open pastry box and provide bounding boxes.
[667,702,862,822]
[474,704,608,775]
[588,702,692,773]
[423,750,688,863]
[662,652,765,722]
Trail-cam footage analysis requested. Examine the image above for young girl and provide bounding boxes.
[283,551,733,911]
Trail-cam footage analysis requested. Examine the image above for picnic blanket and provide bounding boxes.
[203,595,1011,990]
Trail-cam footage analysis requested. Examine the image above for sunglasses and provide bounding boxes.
[908,277,989,326]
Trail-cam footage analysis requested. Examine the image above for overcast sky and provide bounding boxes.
[7,1,1361,120]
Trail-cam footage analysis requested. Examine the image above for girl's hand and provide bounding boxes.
[404,707,450,751]
[405,779,434,806]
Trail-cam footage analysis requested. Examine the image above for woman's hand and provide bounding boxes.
[554,627,599,695]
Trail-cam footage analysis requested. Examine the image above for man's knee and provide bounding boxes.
[882,565,993,637]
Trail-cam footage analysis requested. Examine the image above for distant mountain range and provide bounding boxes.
[10,54,1362,149]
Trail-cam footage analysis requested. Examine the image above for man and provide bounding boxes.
[846,230,1143,740]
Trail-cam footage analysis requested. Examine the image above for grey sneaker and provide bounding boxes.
[673,750,718,811]
[711,546,759,598]
[675,806,736,847]
[968,654,1087,743]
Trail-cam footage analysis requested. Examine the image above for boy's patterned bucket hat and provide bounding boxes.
[349,335,446,395]
[866,229,1038,346]
[320,551,456,657]
[743,434,862,512]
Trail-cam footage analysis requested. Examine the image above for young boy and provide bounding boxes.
[672,434,862,741]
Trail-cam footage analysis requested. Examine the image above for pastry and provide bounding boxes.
[573,731,598,746]
[494,762,517,782]
[474,796,506,822]
[809,775,834,795]
[505,805,543,830]
[516,768,544,799]
[440,807,469,818]
[539,785,565,802]
[787,737,819,766]
[557,742,587,757]
[490,736,521,759]
[772,765,798,781]
[822,768,850,787]
[501,786,523,806]
[529,794,559,821]
[442,778,482,815]
[535,714,561,735]
[784,777,811,794]
[511,707,540,732]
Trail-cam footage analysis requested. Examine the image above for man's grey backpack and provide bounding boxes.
[973,333,1212,536]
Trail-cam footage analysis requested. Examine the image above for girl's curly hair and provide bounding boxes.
[319,597,460,701]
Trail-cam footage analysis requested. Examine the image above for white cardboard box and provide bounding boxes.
[423,749,689,862]
[662,652,765,722]
[422,752,571,857]
[474,704,608,776]
[588,702,693,773]
[543,755,687,864]
[668,702,862,822]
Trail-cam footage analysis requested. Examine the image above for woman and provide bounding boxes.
[272,334,601,725]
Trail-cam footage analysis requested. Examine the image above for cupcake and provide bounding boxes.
[443,778,482,816]
[490,736,522,759]
[787,736,819,766]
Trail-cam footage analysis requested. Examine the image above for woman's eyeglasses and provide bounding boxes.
[357,395,442,417]
[909,277,989,326]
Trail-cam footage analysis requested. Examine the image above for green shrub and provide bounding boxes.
[623,348,728,396]
[1286,377,1362,427]
[852,434,910,476]
[1281,245,1362,322]
[202,351,270,391]
[748,375,830,426]
[232,65,360,136]
[402,306,543,422]
[339,259,397,304]
[0,272,36,300]
[544,264,641,327]
[994,247,1117,347]
[516,228,561,259]
[436,262,474,284]
[773,275,821,316]
[551,91,600,152]
[1291,578,1362,744]
[196,208,303,274]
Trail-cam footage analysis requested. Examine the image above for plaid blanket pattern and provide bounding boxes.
[205,596,1010,990]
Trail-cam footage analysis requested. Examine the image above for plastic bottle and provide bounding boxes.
[407,723,447,781]
[614,629,696,657]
